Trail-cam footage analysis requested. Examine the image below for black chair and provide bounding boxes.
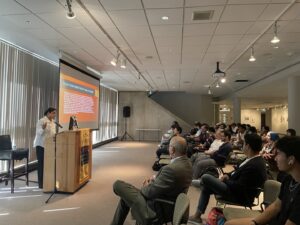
[215,186,262,210]
[0,135,29,193]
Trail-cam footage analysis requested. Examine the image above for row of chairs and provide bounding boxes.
[0,135,30,193]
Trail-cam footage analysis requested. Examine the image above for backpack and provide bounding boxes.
[206,207,225,225]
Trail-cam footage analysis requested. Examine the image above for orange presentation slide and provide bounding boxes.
[59,73,99,126]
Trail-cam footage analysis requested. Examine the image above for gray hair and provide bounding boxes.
[169,136,187,155]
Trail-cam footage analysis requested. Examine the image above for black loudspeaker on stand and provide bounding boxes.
[120,106,133,141]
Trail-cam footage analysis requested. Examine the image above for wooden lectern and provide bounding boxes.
[43,128,92,193]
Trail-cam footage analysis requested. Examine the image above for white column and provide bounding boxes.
[232,96,241,123]
[288,76,300,134]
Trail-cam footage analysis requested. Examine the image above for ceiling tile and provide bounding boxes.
[108,10,148,26]
[151,25,182,37]
[99,0,142,10]
[143,0,184,8]
[16,0,64,13]
[221,4,267,22]
[207,44,235,53]
[281,3,300,20]
[1,14,49,29]
[258,4,289,21]
[184,23,218,36]
[215,22,254,35]
[228,0,270,4]
[155,36,181,46]
[183,36,212,47]
[0,0,29,15]
[211,35,242,45]
[185,0,226,7]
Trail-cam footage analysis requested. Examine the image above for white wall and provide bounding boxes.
[241,109,261,129]
[271,108,288,134]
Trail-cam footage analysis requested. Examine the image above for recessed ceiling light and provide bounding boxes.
[274,46,279,49]
[162,16,169,20]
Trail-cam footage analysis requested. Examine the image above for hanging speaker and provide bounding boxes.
[123,106,131,118]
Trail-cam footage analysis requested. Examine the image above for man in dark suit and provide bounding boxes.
[110,136,192,225]
[189,133,267,224]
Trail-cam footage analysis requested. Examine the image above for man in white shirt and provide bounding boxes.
[33,107,56,188]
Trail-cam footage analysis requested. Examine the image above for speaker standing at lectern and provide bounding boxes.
[33,107,56,189]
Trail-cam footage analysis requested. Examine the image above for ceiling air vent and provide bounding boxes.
[235,79,249,83]
[192,10,214,21]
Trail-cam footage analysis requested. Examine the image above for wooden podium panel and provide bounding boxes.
[44,128,92,193]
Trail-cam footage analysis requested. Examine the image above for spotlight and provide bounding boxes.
[271,21,280,44]
[249,46,256,62]
[66,0,76,19]
[216,82,220,88]
[220,78,226,83]
[120,59,126,69]
[208,86,212,95]
[110,50,120,67]
[110,58,117,66]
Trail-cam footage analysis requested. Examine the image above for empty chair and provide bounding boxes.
[173,193,190,225]
[0,135,29,193]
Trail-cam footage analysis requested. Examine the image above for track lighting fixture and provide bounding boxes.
[120,59,126,69]
[249,46,256,62]
[110,50,120,67]
[212,62,225,79]
[66,0,76,19]
[208,86,212,95]
[271,21,280,44]
[216,82,220,88]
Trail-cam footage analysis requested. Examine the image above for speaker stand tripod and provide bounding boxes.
[120,118,133,141]
[45,133,58,204]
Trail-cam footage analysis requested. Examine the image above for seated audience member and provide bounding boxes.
[190,129,224,164]
[192,130,232,179]
[193,122,202,138]
[261,126,270,143]
[234,124,247,149]
[159,121,179,145]
[286,128,296,137]
[225,136,300,225]
[248,126,257,134]
[156,125,182,158]
[187,127,216,158]
[110,136,192,225]
[230,123,238,135]
[189,133,267,224]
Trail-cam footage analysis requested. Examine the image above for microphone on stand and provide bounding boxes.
[54,121,63,129]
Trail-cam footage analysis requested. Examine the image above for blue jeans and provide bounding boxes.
[197,174,235,213]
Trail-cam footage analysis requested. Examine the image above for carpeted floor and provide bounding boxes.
[0,141,223,225]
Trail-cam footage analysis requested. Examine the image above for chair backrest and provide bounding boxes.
[0,135,12,151]
[261,179,281,210]
[173,193,190,225]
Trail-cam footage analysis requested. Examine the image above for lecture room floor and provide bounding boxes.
[0,141,225,225]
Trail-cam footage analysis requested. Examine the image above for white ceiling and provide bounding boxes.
[1,0,300,107]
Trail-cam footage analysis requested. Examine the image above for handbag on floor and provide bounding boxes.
[206,207,225,225]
